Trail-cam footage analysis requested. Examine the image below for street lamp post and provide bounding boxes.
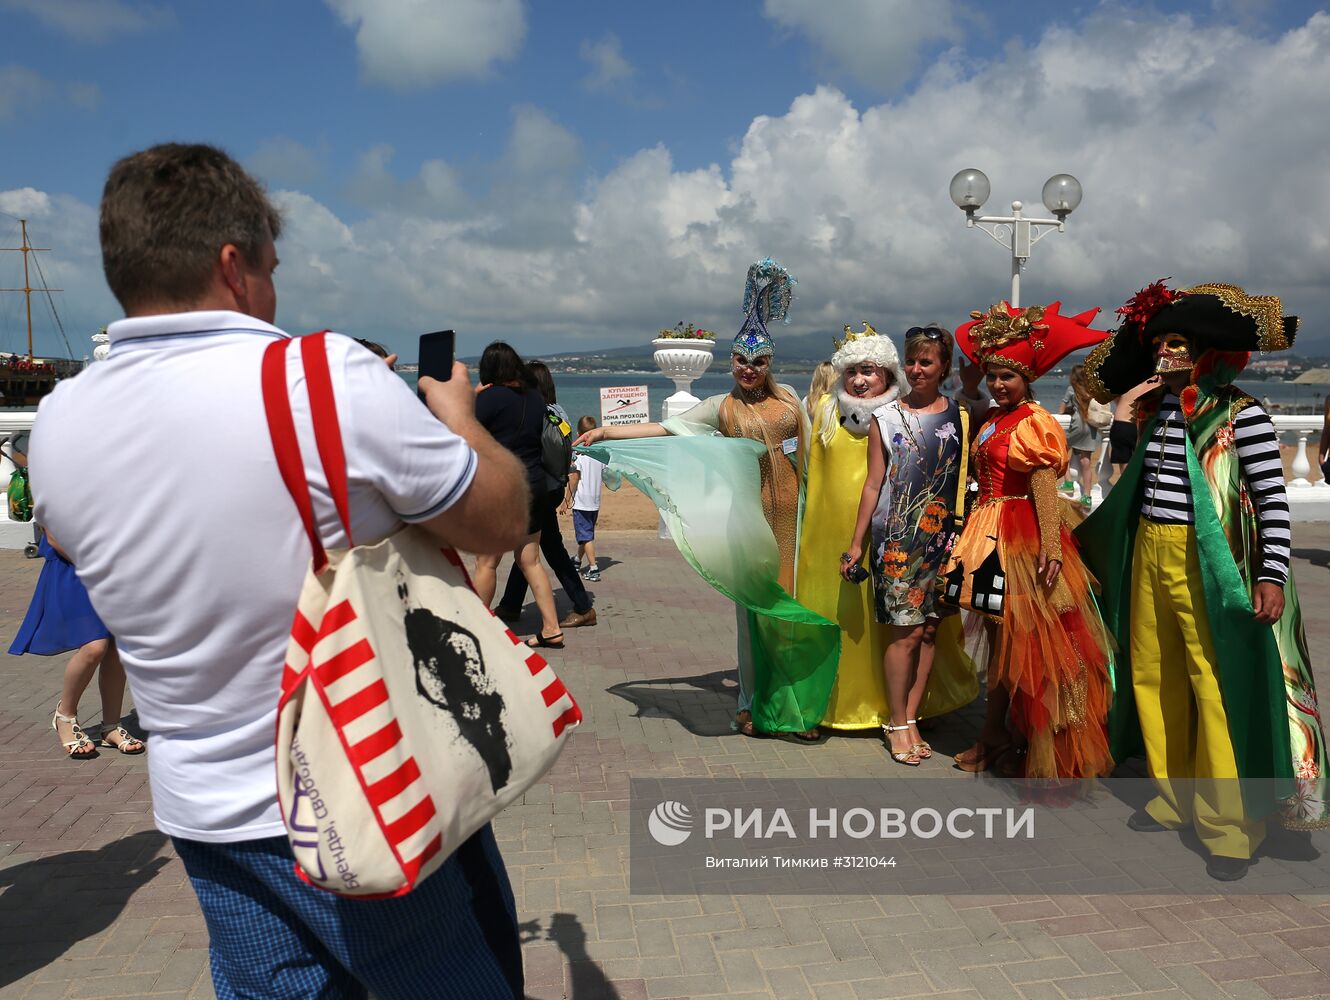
[948,169,1083,307]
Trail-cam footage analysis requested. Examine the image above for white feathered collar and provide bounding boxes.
[836,384,899,437]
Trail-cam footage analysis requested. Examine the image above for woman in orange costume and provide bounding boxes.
[944,301,1115,779]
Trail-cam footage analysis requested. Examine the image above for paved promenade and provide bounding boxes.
[1,528,1329,999]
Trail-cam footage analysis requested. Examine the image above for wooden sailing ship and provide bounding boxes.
[1,218,84,407]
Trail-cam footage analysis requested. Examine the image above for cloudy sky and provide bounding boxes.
[1,0,1327,360]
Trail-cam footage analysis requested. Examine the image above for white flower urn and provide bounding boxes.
[652,337,715,411]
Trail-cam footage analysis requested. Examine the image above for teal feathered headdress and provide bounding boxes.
[732,258,796,360]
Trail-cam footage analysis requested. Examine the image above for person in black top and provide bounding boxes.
[495,361,596,629]
[471,343,565,648]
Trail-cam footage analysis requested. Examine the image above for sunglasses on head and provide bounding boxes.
[906,326,948,341]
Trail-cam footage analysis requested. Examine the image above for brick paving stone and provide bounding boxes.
[2,532,1330,998]
[1257,971,1330,999]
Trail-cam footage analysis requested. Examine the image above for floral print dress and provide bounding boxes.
[869,398,964,626]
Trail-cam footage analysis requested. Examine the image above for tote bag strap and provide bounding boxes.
[261,331,355,572]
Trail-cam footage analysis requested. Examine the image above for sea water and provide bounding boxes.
[401,369,1327,424]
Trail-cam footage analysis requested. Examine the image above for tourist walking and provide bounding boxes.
[1059,364,1105,500]
[29,143,531,998]
[10,530,144,758]
[945,301,1115,780]
[472,343,567,649]
[565,415,604,582]
[495,360,596,629]
[835,325,977,764]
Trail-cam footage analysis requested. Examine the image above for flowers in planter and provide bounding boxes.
[656,321,716,341]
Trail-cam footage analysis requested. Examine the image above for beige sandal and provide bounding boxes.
[100,725,145,755]
[907,718,932,759]
[52,704,96,760]
[883,724,921,766]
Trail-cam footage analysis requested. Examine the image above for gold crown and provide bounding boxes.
[833,320,877,352]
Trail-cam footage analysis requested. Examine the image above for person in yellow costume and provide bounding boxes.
[799,322,978,761]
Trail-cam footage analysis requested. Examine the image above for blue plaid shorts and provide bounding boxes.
[173,824,521,999]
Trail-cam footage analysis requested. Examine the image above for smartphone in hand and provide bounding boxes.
[417,330,455,400]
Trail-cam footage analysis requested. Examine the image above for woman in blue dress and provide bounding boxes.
[10,531,144,759]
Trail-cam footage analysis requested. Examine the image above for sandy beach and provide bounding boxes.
[555,478,660,532]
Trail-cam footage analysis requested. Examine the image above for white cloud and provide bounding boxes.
[763,0,964,92]
[343,144,470,217]
[0,65,100,120]
[247,137,326,188]
[12,10,1330,356]
[580,33,634,93]
[502,105,581,176]
[0,0,172,43]
[325,0,525,90]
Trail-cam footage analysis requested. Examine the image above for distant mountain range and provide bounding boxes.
[521,331,852,370]
[465,333,1329,374]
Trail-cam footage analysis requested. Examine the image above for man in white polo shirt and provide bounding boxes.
[29,143,532,999]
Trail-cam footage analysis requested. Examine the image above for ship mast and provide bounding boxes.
[0,219,61,360]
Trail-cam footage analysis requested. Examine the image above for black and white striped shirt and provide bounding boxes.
[1140,392,1290,584]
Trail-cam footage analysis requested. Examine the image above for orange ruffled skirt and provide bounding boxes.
[951,497,1114,779]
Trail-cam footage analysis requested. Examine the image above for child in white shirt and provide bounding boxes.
[565,415,604,581]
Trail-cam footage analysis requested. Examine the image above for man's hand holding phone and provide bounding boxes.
[419,362,477,430]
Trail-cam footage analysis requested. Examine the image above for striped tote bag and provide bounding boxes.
[263,333,580,897]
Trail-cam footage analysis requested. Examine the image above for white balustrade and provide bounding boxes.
[1043,412,1330,518]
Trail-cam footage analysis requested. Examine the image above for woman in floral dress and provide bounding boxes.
[842,326,972,765]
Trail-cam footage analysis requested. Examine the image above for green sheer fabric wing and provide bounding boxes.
[577,436,840,732]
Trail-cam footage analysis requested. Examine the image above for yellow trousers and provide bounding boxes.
[1131,520,1264,860]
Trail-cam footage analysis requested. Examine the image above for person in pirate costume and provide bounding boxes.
[1077,280,1329,881]
[576,259,838,740]
[810,322,977,760]
[944,301,1115,780]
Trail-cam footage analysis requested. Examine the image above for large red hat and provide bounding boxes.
[955,300,1107,382]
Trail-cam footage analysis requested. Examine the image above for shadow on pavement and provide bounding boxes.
[0,829,170,988]
[608,669,740,737]
[1291,546,1330,570]
[548,912,619,1000]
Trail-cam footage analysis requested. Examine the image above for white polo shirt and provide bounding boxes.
[29,311,477,843]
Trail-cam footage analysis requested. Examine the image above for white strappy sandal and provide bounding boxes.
[52,703,96,760]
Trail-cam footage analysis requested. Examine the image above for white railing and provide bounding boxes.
[1,411,1327,533]
[1049,413,1330,516]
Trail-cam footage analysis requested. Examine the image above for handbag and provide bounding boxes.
[262,333,581,897]
[1085,398,1113,430]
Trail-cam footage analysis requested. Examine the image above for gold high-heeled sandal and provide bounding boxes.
[882,724,921,766]
[907,718,932,758]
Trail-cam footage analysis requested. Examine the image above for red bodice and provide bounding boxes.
[974,404,1033,506]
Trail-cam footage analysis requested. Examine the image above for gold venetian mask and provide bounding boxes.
[1151,331,1194,375]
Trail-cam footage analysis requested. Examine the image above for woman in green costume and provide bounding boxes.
[575,259,838,740]
[1079,281,1328,881]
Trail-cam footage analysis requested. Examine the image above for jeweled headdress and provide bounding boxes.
[955,300,1107,382]
[733,258,796,360]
